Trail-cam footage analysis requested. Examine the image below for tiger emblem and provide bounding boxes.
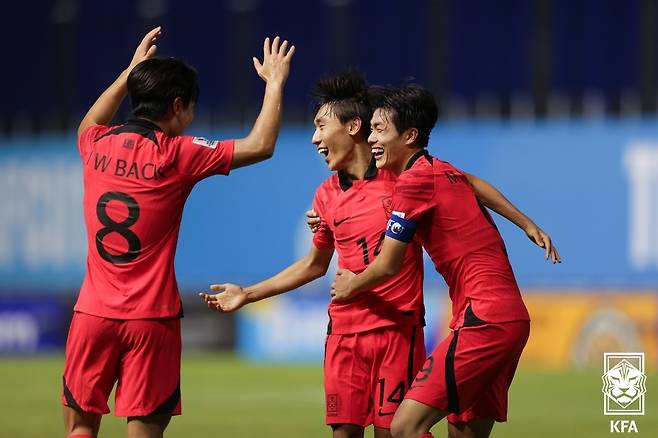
[602,359,647,408]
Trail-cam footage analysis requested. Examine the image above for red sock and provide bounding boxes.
[69,435,93,438]
[419,434,434,438]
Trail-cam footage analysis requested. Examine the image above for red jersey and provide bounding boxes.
[75,119,234,319]
[313,160,425,334]
[385,150,529,329]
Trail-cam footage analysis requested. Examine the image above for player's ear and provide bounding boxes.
[172,96,184,115]
[347,116,362,136]
[403,127,419,145]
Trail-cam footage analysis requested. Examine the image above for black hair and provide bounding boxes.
[369,84,438,148]
[311,70,372,138]
[127,57,199,120]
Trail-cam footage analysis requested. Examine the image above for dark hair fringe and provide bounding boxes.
[369,83,438,148]
[127,57,199,121]
[310,69,373,137]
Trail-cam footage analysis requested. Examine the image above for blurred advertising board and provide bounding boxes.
[236,289,658,367]
[236,287,445,362]
[520,291,658,368]
[0,295,70,354]
[2,120,658,292]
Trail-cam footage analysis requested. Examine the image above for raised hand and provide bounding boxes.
[199,283,249,313]
[129,26,161,70]
[524,224,561,264]
[306,209,321,233]
[252,36,295,85]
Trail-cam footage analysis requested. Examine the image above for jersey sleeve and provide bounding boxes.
[311,188,335,250]
[77,125,109,158]
[386,168,435,243]
[175,136,235,181]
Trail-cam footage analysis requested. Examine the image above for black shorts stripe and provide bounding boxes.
[148,383,180,416]
[62,376,81,410]
[445,331,460,413]
[407,325,417,387]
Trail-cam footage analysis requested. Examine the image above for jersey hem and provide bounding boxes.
[73,308,183,321]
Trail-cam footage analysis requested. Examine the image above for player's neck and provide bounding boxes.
[394,147,423,175]
[342,142,373,180]
[138,117,178,137]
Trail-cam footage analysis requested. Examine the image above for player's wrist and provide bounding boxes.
[265,80,285,91]
[244,289,257,305]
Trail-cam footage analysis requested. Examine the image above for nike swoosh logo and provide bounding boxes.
[333,217,351,226]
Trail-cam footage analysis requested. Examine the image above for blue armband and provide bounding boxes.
[385,214,417,243]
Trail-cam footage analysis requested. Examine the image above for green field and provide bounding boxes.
[1,353,655,437]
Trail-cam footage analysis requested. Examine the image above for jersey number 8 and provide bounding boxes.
[95,191,142,264]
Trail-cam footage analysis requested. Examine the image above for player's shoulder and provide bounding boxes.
[395,152,436,197]
[431,156,460,173]
[165,133,234,156]
[314,173,340,199]
[400,154,434,182]
[374,168,398,182]
[79,124,114,142]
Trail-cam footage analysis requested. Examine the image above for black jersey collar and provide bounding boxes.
[94,118,162,146]
[125,118,164,132]
[404,148,432,171]
[337,158,378,191]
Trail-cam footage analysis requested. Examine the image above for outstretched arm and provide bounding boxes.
[78,27,161,138]
[200,244,333,312]
[465,172,561,263]
[231,36,296,169]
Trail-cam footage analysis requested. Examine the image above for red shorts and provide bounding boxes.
[62,311,182,417]
[405,319,529,423]
[324,325,425,429]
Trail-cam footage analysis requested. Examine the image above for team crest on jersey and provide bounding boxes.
[327,394,339,416]
[192,137,219,149]
[381,196,392,215]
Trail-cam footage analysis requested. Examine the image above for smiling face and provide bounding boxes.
[312,104,358,171]
[368,108,415,174]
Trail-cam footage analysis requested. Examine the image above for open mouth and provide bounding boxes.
[371,146,384,159]
[318,147,329,157]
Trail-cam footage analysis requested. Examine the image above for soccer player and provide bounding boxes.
[331,85,560,438]
[201,73,556,438]
[62,28,294,438]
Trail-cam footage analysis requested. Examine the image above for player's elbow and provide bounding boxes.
[381,267,398,281]
[381,259,403,279]
[232,139,275,168]
[248,138,275,161]
[259,147,274,161]
[307,260,330,279]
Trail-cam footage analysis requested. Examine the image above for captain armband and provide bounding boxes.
[385,214,417,243]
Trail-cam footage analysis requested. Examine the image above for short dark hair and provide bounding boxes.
[370,84,438,147]
[127,57,199,120]
[311,70,372,138]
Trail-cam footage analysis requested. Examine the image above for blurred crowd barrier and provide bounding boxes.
[236,289,658,369]
[1,119,657,362]
[5,0,656,134]
[521,291,657,368]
